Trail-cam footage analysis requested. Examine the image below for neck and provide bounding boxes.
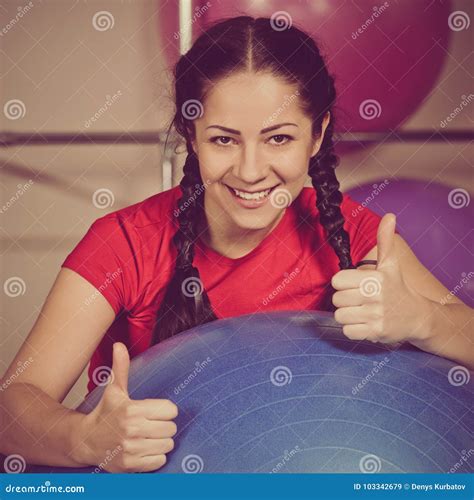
[198,196,286,259]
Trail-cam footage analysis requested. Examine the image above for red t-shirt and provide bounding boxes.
[61,186,382,395]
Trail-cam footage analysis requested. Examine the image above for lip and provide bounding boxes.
[224,183,280,209]
[225,184,279,194]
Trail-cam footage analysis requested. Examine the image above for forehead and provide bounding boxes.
[200,72,304,129]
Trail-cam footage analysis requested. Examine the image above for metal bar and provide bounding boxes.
[179,0,193,55]
[162,0,193,190]
[0,130,472,147]
[1,160,128,205]
[335,131,474,143]
[162,144,174,191]
[0,132,174,147]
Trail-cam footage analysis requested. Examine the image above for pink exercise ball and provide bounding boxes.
[158,1,452,154]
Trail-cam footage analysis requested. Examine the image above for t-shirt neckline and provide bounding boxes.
[195,206,293,267]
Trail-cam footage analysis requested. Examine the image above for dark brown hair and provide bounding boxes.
[151,15,355,346]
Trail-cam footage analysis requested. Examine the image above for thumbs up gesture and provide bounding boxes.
[78,342,178,473]
[331,214,425,344]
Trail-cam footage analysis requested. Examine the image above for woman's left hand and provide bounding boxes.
[331,214,429,344]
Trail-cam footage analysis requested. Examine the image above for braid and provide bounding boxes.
[308,119,355,311]
[151,148,217,346]
[174,149,202,272]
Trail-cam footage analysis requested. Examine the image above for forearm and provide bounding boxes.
[0,382,93,468]
[409,297,474,370]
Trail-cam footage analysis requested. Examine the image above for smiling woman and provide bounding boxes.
[1,13,472,475]
[150,15,357,345]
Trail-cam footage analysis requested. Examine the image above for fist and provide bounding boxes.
[81,342,178,473]
[331,214,424,344]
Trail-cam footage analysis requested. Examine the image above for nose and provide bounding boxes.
[233,143,267,185]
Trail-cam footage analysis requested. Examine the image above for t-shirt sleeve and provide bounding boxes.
[341,193,400,266]
[61,215,138,315]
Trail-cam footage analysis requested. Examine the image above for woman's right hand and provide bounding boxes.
[78,342,178,473]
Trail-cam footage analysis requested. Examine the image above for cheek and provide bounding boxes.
[268,146,310,175]
[280,163,307,180]
[274,158,309,183]
[197,148,232,181]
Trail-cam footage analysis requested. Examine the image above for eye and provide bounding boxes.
[209,134,293,147]
[268,134,293,146]
[209,136,235,147]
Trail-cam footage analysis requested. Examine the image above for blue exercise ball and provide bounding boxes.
[26,311,473,473]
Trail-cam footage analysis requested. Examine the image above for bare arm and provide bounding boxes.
[0,268,116,467]
[411,300,474,370]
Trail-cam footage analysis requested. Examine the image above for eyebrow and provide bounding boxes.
[205,122,299,135]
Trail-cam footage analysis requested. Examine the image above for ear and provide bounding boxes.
[311,111,331,158]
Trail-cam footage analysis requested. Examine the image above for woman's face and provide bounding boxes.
[190,71,330,239]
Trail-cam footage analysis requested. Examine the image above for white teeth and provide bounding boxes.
[232,187,271,200]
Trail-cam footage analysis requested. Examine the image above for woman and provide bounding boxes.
[1,15,472,474]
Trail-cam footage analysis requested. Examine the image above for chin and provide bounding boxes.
[231,210,279,230]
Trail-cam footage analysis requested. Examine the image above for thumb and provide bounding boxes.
[110,342,130,394]
[376,213,397,270]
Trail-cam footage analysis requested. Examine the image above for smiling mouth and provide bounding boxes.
[224,184,280,194]
[224,184,280,203]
